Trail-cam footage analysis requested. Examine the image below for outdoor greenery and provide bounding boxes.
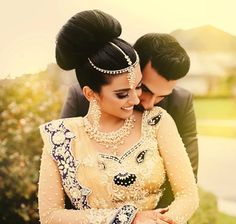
[190,188,218,224]
[189,189,236,224]
[194,98,236,120]
[0,72,62,223]
[0,71,235,223]
[194,97,236,138]
[217,212,236,224]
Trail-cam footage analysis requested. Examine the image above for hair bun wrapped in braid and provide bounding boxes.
[55,10,122,70]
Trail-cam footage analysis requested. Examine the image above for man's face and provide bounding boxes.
[139,61,177,110]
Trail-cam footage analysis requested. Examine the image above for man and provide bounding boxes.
[60,33,198,209]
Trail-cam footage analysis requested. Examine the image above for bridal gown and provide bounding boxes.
[38,107,198,224]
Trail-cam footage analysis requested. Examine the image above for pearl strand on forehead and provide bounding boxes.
[88,42,139,89]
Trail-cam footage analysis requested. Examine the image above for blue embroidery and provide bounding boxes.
[136,150,148,164]
[110,204,137,224]
[44,120,91,209]
[147,112,162,126]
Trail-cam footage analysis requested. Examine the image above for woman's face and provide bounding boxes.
[97,65,142,120]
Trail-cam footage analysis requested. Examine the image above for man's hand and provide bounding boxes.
[132,207,176,224]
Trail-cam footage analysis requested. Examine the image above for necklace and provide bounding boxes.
[83,115,135,155]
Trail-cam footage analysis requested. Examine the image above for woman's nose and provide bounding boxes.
[128,90,140,105]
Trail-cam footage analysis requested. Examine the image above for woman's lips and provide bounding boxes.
[121,106,134,111]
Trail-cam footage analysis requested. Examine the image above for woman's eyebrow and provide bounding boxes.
[113,88,130,93]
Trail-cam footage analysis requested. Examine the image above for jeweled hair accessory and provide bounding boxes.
[88,42,139,89]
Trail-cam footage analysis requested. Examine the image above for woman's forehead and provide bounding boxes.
[105,65,142,89]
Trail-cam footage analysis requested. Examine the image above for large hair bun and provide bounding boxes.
[56,10,122,70]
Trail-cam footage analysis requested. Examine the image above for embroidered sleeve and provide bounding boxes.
[156,110,199,224]
[38,121,137,224]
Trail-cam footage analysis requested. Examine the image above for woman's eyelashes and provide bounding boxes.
[116,92,128,99]
[116,85,142,99]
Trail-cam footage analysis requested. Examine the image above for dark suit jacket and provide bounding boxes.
[60,84,198,208]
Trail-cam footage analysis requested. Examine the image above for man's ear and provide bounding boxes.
[82,86,98,102]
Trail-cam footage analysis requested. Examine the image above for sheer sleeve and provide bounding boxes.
[38,124,138,224]
[156,110,199,224]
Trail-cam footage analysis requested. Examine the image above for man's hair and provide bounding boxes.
[134,33,190,81]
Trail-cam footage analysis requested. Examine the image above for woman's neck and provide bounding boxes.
[88,113,132,132]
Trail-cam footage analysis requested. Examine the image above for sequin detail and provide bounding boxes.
[113,173,137,187]
[43,120,91,209]
[136,150,148,164]
[147,112,162,126]
[111,204,138,224]
[99,139,144,163]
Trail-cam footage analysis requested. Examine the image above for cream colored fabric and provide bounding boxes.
[38,107,199,224]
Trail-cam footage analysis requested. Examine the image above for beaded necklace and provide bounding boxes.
[83,115,135,155]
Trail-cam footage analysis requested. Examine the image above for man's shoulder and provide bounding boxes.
[166,86,193,107]
[68,84,83,97]
[161,86,193,117]
[171,86,192,99]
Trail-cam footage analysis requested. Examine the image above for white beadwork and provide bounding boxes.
[88,42,139,89]
[83,115,135,155]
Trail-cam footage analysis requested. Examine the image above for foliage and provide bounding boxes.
[0,71,62,224]
[194,97,236,138]
[217,212,236,224]
[194,97,236,120]
[189,188,236,224]
[0,71,235,223]
[189,188,218,224]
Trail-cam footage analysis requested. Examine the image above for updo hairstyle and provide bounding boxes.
[56,10,137,92]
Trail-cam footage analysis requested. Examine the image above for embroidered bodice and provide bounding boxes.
[38,107,199,224]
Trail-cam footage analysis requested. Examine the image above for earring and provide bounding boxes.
[89,99,101,129]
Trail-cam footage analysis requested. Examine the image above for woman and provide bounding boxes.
[38,10,199,224]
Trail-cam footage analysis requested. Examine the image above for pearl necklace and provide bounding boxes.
[83,115,135,155]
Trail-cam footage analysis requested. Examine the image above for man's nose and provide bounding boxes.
[142,96,156,110]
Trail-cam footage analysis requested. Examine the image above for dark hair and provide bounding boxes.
[56,10,137,92]
[133,33,190,81]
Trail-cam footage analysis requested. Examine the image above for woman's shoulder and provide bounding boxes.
[39,117,83,150]
[147,106,167,114]
[140,106,169,127]
[144,106,167,118]
[40,117,84,129]
[39,117,85,143]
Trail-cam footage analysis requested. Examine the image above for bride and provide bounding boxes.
[38,9,199,224]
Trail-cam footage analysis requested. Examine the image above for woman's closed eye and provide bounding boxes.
[116,85,142,99]
[116,92,129,99]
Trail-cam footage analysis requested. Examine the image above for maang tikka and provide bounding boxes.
[88,42,139,89]
[85,42,138,153]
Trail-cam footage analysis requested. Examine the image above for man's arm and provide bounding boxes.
[173,91,198,179]
[60,84,89,118]
[157,89,198,209]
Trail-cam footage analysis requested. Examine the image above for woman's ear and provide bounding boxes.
[82,86,98,102]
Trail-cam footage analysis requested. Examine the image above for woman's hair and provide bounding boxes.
[56,10,137,92]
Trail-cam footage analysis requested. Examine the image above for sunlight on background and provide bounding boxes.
[0,0,236,78]
[1,0,236,222]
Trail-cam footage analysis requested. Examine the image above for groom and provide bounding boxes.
[60,33,198,208]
